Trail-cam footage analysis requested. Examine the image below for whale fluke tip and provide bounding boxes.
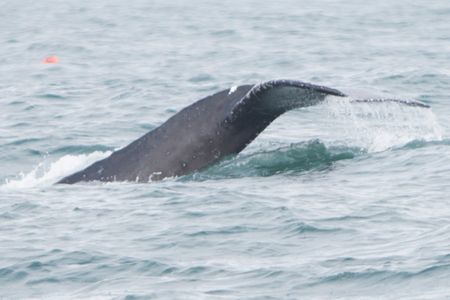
[351,98,430,108]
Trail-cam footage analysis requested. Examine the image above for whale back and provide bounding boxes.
[58,85,254,183]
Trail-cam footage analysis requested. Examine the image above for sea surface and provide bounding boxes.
[1,0,450,299]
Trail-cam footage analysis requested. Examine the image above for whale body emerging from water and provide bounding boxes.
[58,79,428,184]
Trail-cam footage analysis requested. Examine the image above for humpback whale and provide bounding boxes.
[58,79,428,184]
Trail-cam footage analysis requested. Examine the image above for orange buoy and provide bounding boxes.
[43,56,59,64]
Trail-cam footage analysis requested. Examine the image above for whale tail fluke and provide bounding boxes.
[350,98,430,108]
[227,80,347,123]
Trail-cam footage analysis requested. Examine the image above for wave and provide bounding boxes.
[308,263,450,287]
[399,138,450,150]
[4,137,448,189]
[184,140,363,181]
[2,151,111,189]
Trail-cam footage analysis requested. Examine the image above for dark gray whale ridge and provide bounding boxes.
[57,79,427,184]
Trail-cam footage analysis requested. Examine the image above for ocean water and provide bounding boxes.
[1,0,450,299]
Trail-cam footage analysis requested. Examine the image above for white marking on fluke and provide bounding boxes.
[228,86,237,95]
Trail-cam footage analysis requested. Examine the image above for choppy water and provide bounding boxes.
[1,0,450,299]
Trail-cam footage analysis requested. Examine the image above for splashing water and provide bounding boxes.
[2,151,111,189]
[319,97,443,152]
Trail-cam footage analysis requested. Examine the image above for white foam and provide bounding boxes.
[2,151,111,189]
